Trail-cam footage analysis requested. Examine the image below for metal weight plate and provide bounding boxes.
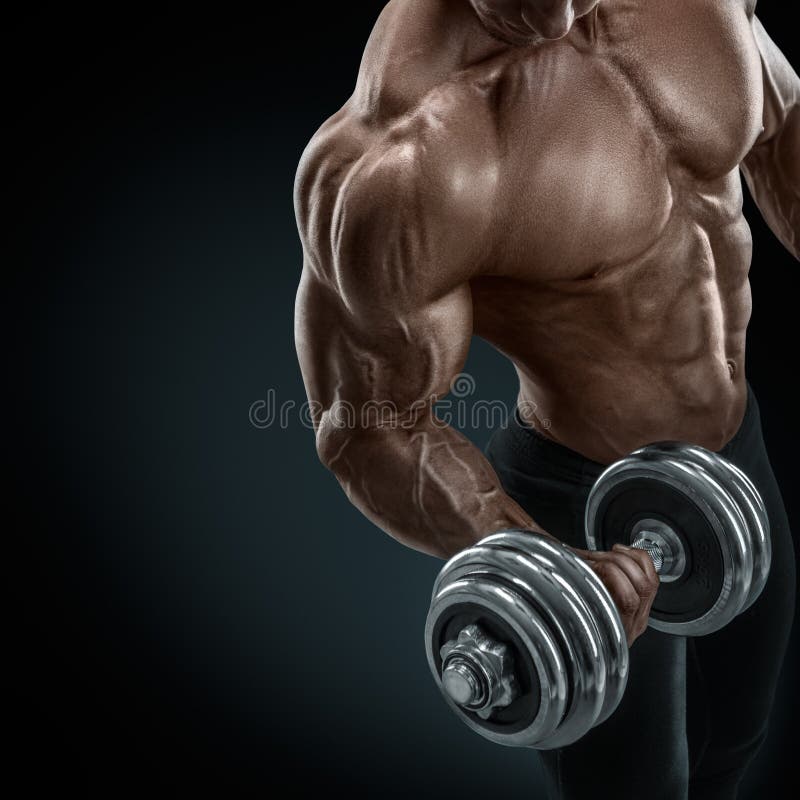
[471,534,608,748]
[485,531,628,730]
[586,456,727,630]
[585,447,750,635]
[672,445,770,611]
[558,553,629,726]
[426,529,625,748]
[722,460,770,609]
[426,544,569,747]
[629,444,755,625]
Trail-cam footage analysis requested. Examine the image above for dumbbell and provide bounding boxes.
[424,441,771,749]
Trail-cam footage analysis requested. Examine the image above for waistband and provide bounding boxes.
[506,382,759,485]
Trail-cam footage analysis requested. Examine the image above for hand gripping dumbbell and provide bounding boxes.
[424,442,771,749]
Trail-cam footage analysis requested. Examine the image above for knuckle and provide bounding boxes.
[644,561,660,581]
[638,575,660,598]
[619,593,640,616]
[635,554,656,575]
[628,548,653,570]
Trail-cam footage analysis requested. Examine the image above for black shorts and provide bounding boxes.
[485,383,795,800]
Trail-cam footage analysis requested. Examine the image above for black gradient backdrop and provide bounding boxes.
[13,4,798,797]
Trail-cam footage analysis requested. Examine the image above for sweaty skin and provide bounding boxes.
[294,0,799,642]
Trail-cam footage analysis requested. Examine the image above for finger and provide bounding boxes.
[571,544,659,584]
[592,548,658,600]
[589,560,641,623]
[575,547,657,603]
[590,560,652,645]
[594,549,659,634]
[612,543,660,584]
[568,546,598,562]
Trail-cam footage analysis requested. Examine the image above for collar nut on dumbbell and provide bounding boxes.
[439,623,519,719]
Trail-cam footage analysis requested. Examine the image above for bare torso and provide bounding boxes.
[294,0,798,557]
[470,0,761,459]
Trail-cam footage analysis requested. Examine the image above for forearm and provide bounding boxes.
[742,104,800,259]
[317,416,544,559]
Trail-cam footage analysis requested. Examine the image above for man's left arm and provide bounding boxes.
[741,16,800,260]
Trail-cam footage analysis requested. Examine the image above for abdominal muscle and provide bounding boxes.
[473,196,753,465]
[513,358,747,465]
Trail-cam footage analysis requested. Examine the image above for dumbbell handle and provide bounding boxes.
[631,536,665,572]
[628,521,687,582]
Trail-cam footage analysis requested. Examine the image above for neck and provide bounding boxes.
[351,0,511,120]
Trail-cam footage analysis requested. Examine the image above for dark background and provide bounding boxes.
[13,3,799,797]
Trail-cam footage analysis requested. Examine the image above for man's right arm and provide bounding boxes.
[293,123,537,559]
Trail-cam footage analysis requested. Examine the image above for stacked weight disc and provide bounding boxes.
[424,530,629,749]
[585,442,771,636]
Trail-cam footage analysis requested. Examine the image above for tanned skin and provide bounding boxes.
[294,0,799,644]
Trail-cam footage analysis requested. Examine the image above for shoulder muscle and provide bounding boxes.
[295,91,499,316]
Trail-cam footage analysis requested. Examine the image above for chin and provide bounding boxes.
[522,5,583,41]
[487,16,547,46]
[473,1,599,45]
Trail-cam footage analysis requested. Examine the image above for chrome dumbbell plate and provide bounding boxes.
[585,442,770,636]
[670,444,770,612]
[425,530,628,749]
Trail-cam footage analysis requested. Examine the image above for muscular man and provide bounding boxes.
[294,1,798,797]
